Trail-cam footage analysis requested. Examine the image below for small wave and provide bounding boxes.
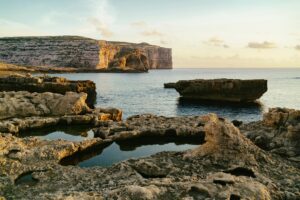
[292,77,300,79]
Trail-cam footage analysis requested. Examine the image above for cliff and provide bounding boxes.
[0,36,172,72]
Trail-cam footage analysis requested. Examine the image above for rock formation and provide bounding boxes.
[0,112,299,199]
[165,79,267,102]
[102,41,172,69]
[0,36,172,72]
[93,114,206,141]
[0,91,122,134]
[0,91,90,120]
[241,107,300,166]
[0,74,97,108]
[0,74,298,199]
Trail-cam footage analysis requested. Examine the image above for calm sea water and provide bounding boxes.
[32,68,300,167]
[51,68,300,122]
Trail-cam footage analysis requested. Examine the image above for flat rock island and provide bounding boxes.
[165,79,268,103]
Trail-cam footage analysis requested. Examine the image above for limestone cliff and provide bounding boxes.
[0,36,172,71]
[103,41,173,69]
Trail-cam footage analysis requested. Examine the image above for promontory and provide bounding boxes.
[0,36,172,73]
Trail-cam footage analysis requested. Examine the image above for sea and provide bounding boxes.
[31,68,300,167]
[51,68,300,122]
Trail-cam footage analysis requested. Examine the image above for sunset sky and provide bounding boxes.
[1,0,300,68]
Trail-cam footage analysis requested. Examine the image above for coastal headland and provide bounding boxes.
[0,36,172,74]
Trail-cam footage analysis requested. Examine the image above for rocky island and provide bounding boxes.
[165,79,268,103]
[0,36,172,73]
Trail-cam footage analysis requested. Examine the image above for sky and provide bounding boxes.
[1,0,300,68]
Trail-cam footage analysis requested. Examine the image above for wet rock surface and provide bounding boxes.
[0,112,299,199]
[165,79,268,102]
[0,74,97,108]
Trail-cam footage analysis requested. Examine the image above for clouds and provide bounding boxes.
[88,18,114,38]
[141,30,164,37]
[247,41,277,49]
[203,37,229,48]
[131,21,164,37]
[130,21,168,45]
[131,21,147,28]
[86,0,115,38]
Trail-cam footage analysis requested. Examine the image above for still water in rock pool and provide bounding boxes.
[20,128,200,167]
[60,137,201,167]
[19,126,94,142]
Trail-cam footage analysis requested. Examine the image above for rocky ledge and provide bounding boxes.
[241,107,300,166]
[0,74,97,108]
[0,91,122,134]
[165,79,268,103]
[0,110,299,199]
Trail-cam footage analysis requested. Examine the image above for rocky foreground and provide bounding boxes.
[0,108,300,199]
[165,79,268,103]
[0,74,299,199]
[0,74,97,108]
[0,36,172,73]
[0,90,121,134]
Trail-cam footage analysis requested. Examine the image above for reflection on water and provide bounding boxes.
[177,98,263,122]
[18,126,94,142]
[60,136,203,167]
[47,68,300,120]
[15,172,38,186]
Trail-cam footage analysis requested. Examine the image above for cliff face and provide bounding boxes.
[0,36,172,71]
[104,41,173,69]
[0,36,100,69]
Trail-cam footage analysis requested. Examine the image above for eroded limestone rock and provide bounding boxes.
[241,108,300,164]
[0,74,97,108]
[0,91,122,134]
[0,91,90,120]
[165,79,267,102]
[93,114,206,141]
[1,113,299,199]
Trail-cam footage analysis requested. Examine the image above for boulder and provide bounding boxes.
[166,79,267,102]
[0,91,90,120]
[241,108,300,164]
[0,74,97,108]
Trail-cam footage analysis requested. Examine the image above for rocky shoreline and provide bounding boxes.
[0,74,97,108]
[1,110,299,199]
[0,75,299,199]
[0,61,149,75]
